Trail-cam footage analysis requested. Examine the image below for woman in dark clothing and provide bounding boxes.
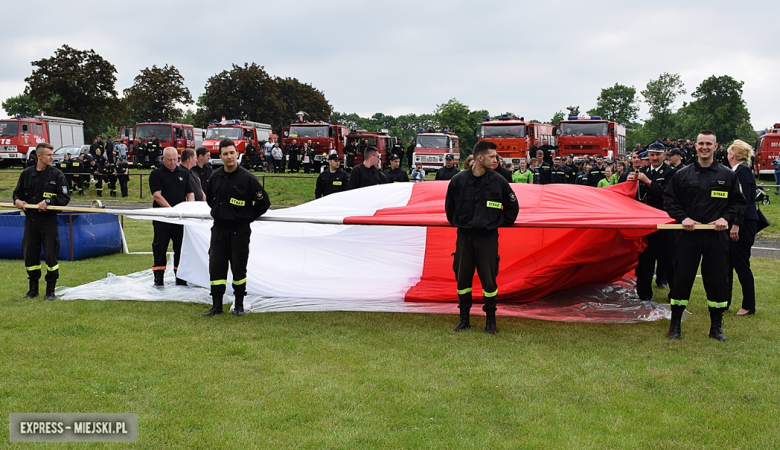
[727,140,758,316]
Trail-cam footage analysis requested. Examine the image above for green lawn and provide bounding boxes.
[1,174,779,448]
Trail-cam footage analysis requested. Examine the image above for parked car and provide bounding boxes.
[53,144,90,164]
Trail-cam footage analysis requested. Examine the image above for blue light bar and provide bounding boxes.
[213,120,218,124]
[568,116,578,120]
[146,119,151,122]
[590,116,602,120]
[158,119,162,122]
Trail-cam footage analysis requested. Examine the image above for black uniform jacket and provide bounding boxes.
[663,160,746,225]
[347,163,387,190]
[384,167,409,183]
[445,168,519,233]
[206,166,270,227]
[637,162,675,210]
[13,165,71,219]
[315,169,350,198]
[148,165,194,208]
[435,165,459,181]
[733,163,757,226]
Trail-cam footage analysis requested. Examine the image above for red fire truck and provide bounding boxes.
[281,120,349,170]
[0,115,84,167]
[753,123,780,177]
[477,115,557,166]
[555,116,626,160]
[132,120,197,166]
[413,129,460,172]
[202,118,273,165]
[345,129,396,168]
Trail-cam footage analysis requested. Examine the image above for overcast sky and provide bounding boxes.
[2,0,777,131]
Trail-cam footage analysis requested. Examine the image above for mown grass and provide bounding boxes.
[0,175,779,448]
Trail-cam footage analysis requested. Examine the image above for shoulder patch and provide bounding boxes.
[509,193,517,202]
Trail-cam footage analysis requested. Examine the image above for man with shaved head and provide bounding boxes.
[148,147,194,288]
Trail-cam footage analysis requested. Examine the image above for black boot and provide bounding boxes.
[666,305,684,339]
[203,295,224,316]
[485,310,497,335]
[22,279,39,298]
[44,280,56,301]
[452,307,470,332]
[153,270,165,288]
[232,294,245,316]
[708,307,727,341]
[174,271,187,286]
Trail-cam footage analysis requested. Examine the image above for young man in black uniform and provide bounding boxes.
[148,147,194,287]
[244,137,258,171]
[383,154,409,183]
[103,157,118,197]
[534,150,551,184]
[71,153,85,195]
[435,154,459,180]
[315,153,350,198]
[286,139,300,173]
[135,140,147,166]
[588,155,606,187]
[347,147,387,190]
[344,139,358,172]
[180,148,205,201]
[406,139,415,172]
[550,157,567,183]
[445,140,519,334]
[630,140,676,300]
[148,135,161,166]
[663,131,747,341]
[89,157,104,197]
[13,143,71,300]
[117,156,130,197]
[192,147,213,191]
[202,139,271,316]
[57,153,72,189]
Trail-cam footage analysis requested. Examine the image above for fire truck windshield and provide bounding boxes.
[0,121,19,136]
[136,124,172,141]
[416,135,449,148]
[205,127,243,140]
[561,122,608,137]
[481,124,525,138]
[289,126,329,138]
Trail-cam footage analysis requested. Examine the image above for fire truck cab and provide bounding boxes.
[753,123,780,177]
[477,115,556,166]
[281,121,349,171]
[556,116,626,160]
[133,120,197,167]
[414,130,460,172]
[0,115,84,167]
[203,118,273,165]
[345,129,396,168]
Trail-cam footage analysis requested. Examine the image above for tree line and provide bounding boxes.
[2,45,758,149]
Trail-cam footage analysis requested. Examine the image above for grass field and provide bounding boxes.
[1,172,779,448]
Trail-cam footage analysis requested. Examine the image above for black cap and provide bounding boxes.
[668,148,683,157]
[647,140,666,152]
[390,154,400,160]
[327,153,340,161]
[445,154,454,160]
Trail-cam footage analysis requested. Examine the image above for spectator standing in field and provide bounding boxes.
[411,163,426,183]
[271,143,283,173]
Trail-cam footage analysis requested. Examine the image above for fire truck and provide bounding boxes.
[202,118,273,165]
[477,115,556,166]
[132,119,197,166]
[753,123,780,177]
[345,129,396,168]
[413,129,460,172]
[281,120,349,170]
[0,115,84,167]
[556,116,626,160]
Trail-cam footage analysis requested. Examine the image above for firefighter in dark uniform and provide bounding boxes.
[103,158,118,197]
[315,153,350,198]
[149,147,194,287]
[406,139,415,172]
[344,139,358,172]
[148,135,162,166]
[244,137,258,170]
[347,147,387,189]
[550,157,568,183]
[663,130,747,341]
[71,153,85,195]
[89,157,104,197]
[193,147,213,190]
[390,139,404,166]
[57,153,72,189]
[202,139,271,317]
[588,155,606,187]
[435,154,460,180]
[117,156,130,197]
[383,154,409,183]
[136,140,147,166]
[632,140,676,301]
[445,140,519,334]
[12,143,71,300]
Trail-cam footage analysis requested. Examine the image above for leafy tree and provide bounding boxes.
[275,77,332,126]
[2,94,40,117]
[673,75,753,144]
[551,111,565,124]
[641,73,686,138]
[178,108,196,126]
[25,45,119,139]
[435,98,486,156]
[194,63,284,130]
[586,83,639,126]
[123,64,192,123]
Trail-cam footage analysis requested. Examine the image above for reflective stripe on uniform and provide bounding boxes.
[707,300,728,308]
[152,266,167,271]
[46,264,59,271]
[210,280,227,285]
[670,299,689,306]
[457,287,472,295]
[483,289,498,297]
[26,265,42,271]
[233,278,247,285]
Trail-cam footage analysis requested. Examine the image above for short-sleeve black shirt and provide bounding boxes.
[148,165,193,208]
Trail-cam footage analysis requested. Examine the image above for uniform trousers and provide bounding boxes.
[670,230,730,307]
[23,215,60,282]
[209,224,251,298]
[728,219,757,311]
[452,231,500,313]
[118,176,129,197]
[152,221,183,273]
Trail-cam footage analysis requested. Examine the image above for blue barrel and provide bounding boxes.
[0,211,122,260]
